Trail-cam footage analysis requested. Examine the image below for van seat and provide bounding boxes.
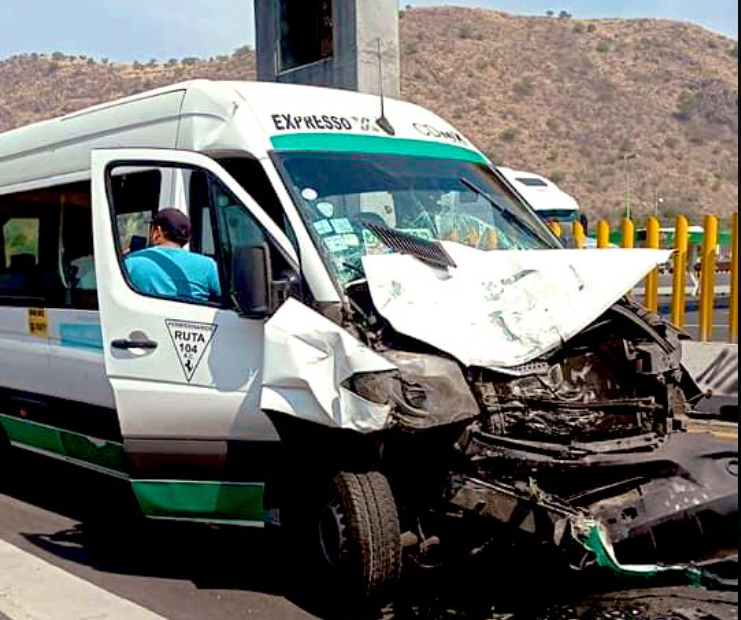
[9,254,37,273]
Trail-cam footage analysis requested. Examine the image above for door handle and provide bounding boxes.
[111,339,158,351]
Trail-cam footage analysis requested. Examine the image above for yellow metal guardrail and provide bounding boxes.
[551,214,739,343]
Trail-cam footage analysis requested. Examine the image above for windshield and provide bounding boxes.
[275,152,557,288]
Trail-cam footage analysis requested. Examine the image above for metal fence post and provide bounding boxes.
[621,219,636,298]
[645,217,660,312]
[572,221,586,249]
[597,221,611,249]
[700,215,719,342]
[621,218,635,249]
[548,221,563,238]
[671,215,689,330]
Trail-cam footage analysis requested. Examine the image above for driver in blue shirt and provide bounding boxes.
[126,209,222,303]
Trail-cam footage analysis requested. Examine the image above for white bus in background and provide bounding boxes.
[499,167,582,230]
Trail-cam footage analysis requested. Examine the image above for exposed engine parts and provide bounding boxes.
[341,285,737,588]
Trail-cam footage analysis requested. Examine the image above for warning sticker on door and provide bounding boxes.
[165,320,218,383]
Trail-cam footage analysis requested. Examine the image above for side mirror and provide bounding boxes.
[233,244,273,318]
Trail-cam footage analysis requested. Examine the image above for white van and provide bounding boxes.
[0,80,735,608]
[498,167,581,226]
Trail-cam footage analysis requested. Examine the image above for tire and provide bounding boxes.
[317,472,402,610]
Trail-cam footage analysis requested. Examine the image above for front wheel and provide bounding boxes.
[318,472,402,610]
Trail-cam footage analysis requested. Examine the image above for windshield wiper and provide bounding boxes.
[459,177,545,245]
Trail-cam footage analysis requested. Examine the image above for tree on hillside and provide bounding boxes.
[234,45,254,57]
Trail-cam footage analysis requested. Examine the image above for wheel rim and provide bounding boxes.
[318,497,347,568]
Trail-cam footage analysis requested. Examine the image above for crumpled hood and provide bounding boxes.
[363,245,672,370]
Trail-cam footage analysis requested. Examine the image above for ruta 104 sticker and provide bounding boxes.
[165,319,218,382]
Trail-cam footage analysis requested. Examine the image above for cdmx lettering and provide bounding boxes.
[413,123,467,145]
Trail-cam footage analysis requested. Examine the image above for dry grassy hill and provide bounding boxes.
[0,7,738,222]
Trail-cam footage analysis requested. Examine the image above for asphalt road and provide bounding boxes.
[681,307,732,342]
[0,444,738,620]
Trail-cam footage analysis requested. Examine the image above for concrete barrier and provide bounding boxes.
[682,341,739,421]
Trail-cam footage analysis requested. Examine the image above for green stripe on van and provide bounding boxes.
[132,480,265,524]
[0,414,127,476]
[271,133,488,164]
[0,414,265,524]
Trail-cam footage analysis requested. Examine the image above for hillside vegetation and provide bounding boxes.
[0,7,738,221]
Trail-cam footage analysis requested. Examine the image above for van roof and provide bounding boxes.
[0,80,487,193]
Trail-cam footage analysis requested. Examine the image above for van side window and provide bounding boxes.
[0,217,41,301]
[0,182,98,309]
[4,218,40,265]
[106,162,292,311]
[216,157,298,248]
[61,197,98,310]
[210,177,295,307]
[108,165,223,307]
[110,170,161,254]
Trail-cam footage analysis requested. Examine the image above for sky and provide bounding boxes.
[0,0,737,62]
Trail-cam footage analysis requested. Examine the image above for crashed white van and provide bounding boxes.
[0,80,736,606]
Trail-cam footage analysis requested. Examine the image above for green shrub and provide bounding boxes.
[550,170,568,184]
[676,91,700,121]
[488,152,505,166]
[234,45,254,57]
[459,25,474,40]
[596,40,611,54]
[513,77,536,98]
[664,136,680,150]
[500,128,519,143]
[475,58,490,71]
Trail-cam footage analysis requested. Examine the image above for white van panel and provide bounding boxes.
[46,309,115,410]
[0,308,50,396]
[0,90,186,191]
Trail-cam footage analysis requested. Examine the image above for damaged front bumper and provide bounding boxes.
[446,430,738,589]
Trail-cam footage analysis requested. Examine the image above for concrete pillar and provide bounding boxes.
[255,0,400,97]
